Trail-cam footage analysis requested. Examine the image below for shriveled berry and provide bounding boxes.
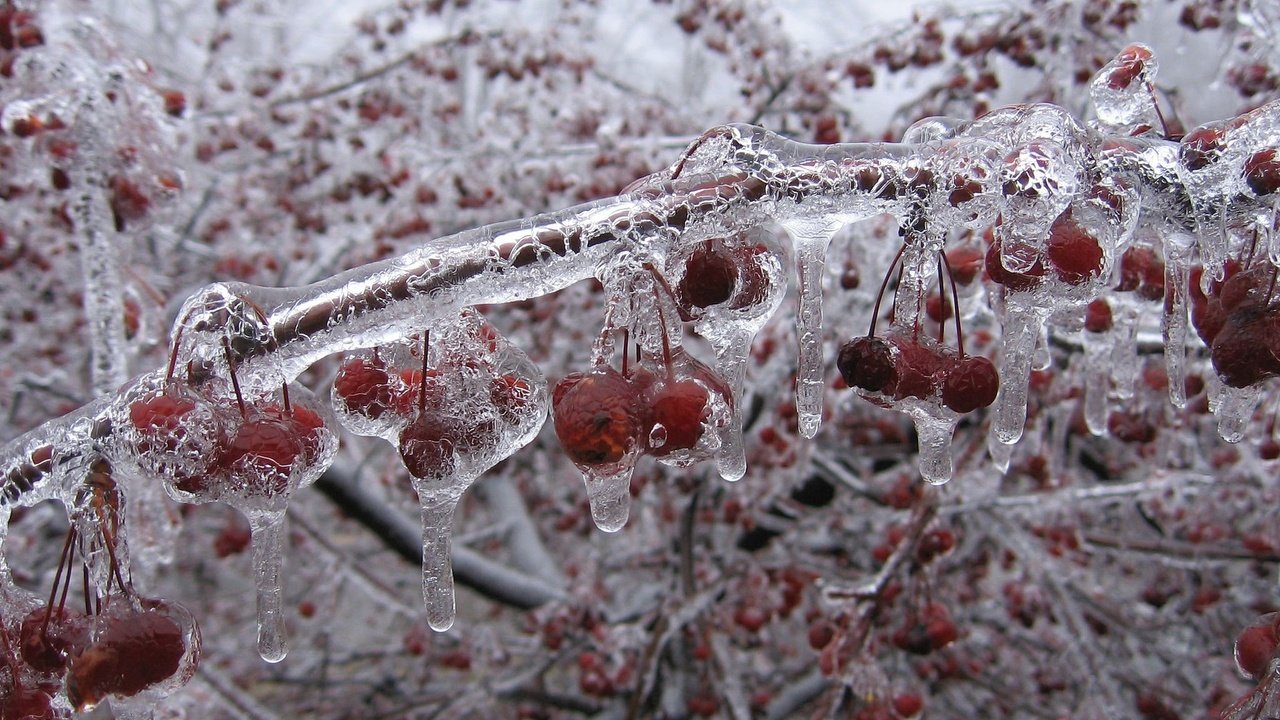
[838,336,895,392]
[19,606,89,674]
[552,368,642,467]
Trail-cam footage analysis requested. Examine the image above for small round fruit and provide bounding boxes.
[552,368,642,467]
[646,379,711,456]
[678,241,738,310]
[398,416,458,480]
[942,356,999,414]
[837,336,895,393]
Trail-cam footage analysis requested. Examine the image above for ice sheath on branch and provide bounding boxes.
[3,42,1280,623]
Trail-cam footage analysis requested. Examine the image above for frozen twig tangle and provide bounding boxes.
[5,31,1280,715]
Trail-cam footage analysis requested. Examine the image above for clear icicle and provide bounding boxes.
[790,225,836,439]
[1215,384,1262,443]
[909,409,959,484]
[1110,300,1140,400]
[1163,237,1193,408]
[712,330,752,482]
[249,512,289,663]
[582,464,634,533]
[993,306,1044,445]
[418,492,461,632]
[988,434,1014,474]
[1082,332,1111,436]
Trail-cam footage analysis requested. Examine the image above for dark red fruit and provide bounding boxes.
[678,241,738,310]
[941,356,998,413]
[1244,148,1280,196]
[837,336,895,393]
[892,602,958,655]
[1045,210,1104,285]
[552,368,642,467]
[398,416,457,479]
[1235,615,1279,681]
[218,414,303,496]
[1,685,54,720]
[1211,314,1280,388]
[1105,44,1152,91]
[128,391,198,453]
[1179,124,1226,171]
[19,606,89,674]
[985,235,1046,293]
[490,374,533,423]
[1084,299,1113,333]
[66,609,187,709]
[334,357,394,420]
[893,693,924,718]
[646,379,711,456]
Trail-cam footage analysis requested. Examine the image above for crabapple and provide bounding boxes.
[552,368,643,467]
[837,336,895,393]
[941,356,999,414]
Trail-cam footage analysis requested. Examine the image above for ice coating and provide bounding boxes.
[249,512,288,662]
[2,48,1280,680]
[383,310,549,628]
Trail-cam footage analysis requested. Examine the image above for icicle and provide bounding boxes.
[992,306,1044,445]
[418,491,461,632]
[248,512,288,663]
[1163,236,1193,408]
[582,464,634,533]
[1110,299,1140,400]
[908,408,959,484]
[788,222,838,439]
[987,434,1014,474]
[1215,384,1262,443]
[712,330,751,482]
[1083,334,1110,436]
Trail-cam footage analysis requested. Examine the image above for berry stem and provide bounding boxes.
[280,381,292,414]
[936,255,946,345]
[222,339,248,418]
[163,326,186,386]
[418,330,431,413]
[41,525,78,638]
[869,242,907,338]
[941,251,966,357]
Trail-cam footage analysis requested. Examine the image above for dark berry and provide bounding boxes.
[837,336,895,392]
[941,356,999,413]
[552,368,642,467]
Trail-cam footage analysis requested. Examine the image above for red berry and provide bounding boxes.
[1,685,54,720]
[1105,44,1152,91]
[108,176,151,232]
[985,235,1046,292]
[838,336,895,392]
[490,374,533,423]
[892,692,924,718]
[398,416,457,479]
[645,379,711,456]
[1244,148,1280,196]
[129,391,198,452]
[916,528,956,564]
[334,357,394,420]
[1045,210,1104,286]
[1084,299,1113,333]
[1235,617,1279,681]
[1179,124,1226,171]
[678,240,738,311]
[941,356,999,414]
[19,606,89,674]
[218,413,303,497]
[552,368,642,467]
[66,606,190,709]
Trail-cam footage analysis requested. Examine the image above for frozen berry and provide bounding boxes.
[552,368,642,467]
[838,336,895,392]
[678,241,738,310]
[334,357,394,420]
[66,607,189,709]
[942,356,999,413]
[1045,210,1104,285]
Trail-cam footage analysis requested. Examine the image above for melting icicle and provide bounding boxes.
[788,222,839,439]
[711,331,751,482]
[248,512,288,663]
[583,465,634,533]
[987,434,1014,474]
[993,306,1044,445]
[418,491,462,632]
[908,408,959,484]
[1110,299,1141,400]
[1083,332,1110,436]
[1163,237,1193,408]
[1215,384,1262,443]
